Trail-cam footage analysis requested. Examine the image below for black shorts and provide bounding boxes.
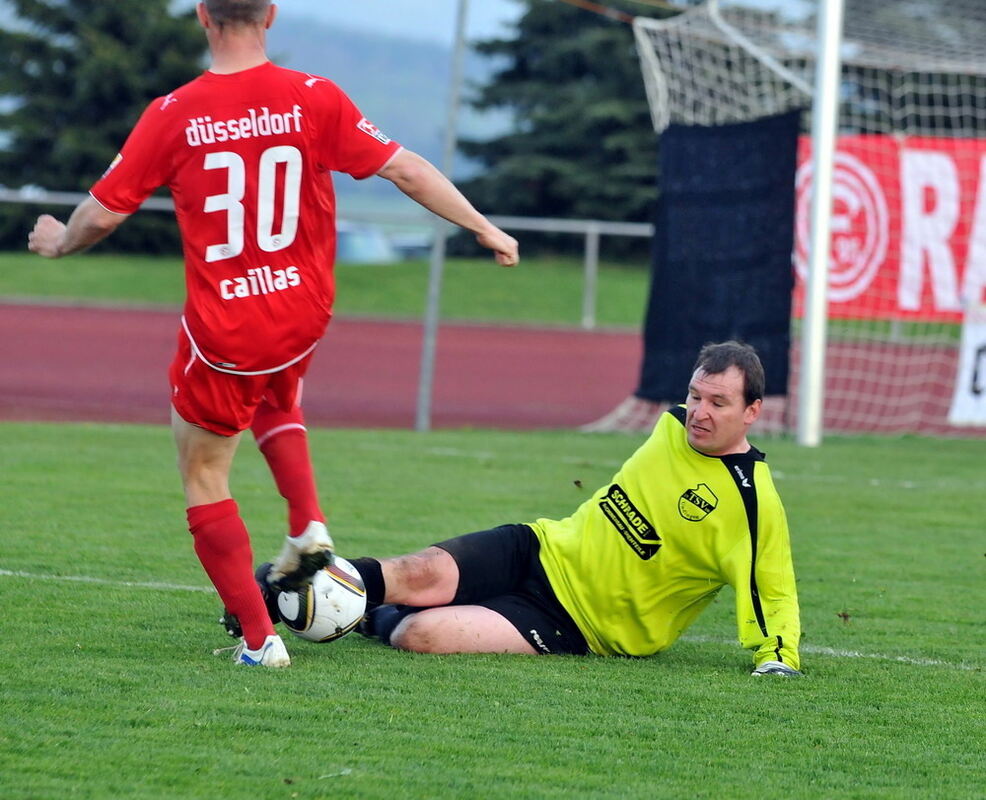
[434,524,590,656]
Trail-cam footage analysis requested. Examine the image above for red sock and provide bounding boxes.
[251,401,325,537]
[187,499,274,650]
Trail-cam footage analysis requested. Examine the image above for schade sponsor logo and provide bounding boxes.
[356,117,391,145]
[219,265,300,300]
[599,483,661,560]
[185,105,303,147]
[678,483,718,522]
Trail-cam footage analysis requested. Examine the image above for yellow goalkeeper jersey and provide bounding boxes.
[529,406,801,669]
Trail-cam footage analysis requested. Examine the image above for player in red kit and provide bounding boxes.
[28,0,519,668]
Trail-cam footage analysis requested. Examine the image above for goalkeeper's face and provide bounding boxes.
[685,366,762,456]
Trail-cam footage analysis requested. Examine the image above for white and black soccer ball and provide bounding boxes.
[275,557,367,642]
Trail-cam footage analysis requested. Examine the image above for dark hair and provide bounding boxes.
[204,0,270,26]
[692,341,765,406]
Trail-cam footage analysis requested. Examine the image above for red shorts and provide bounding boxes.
[168,328,315,436]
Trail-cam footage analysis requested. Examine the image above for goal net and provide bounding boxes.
[634,0,986,435]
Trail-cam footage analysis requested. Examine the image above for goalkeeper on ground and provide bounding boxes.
[320,341,801,675]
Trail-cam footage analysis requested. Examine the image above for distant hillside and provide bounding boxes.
[267,15,510,189]
[268,18,446,164]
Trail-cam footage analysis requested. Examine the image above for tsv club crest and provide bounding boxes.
[678,483,718,522]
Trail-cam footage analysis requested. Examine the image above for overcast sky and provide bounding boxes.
[272,0,816,44]
[160,1,812,45]
[274,0,523,44]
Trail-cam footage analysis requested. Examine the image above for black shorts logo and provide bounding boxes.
[599,483,661,560]
[678,483,718,522]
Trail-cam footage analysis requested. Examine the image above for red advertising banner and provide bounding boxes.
[793,135,986,322]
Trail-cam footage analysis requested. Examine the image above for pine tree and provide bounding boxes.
[0,0,205,250]
[458,0,675,252]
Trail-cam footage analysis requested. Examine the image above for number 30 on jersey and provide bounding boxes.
[202,145,301,262]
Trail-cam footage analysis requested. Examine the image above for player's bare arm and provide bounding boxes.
[28,197,127,258]
[377,149,519,267]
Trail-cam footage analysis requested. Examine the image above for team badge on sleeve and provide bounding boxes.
[101,153,123,178]
[357,117,391,144]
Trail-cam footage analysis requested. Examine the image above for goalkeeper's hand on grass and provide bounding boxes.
[752,660,803,677]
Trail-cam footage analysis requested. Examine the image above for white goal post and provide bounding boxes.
[634,0,986,439]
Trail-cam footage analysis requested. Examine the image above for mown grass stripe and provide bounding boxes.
[2,568,978,672]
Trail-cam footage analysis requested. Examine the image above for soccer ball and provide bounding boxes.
[275,557,367,642]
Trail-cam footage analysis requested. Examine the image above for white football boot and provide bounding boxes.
[751,660,802,677]
[232,634,291,668]
[268,520,335,590]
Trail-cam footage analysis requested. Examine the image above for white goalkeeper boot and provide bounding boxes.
[232,634,291,668]
[751,660,802,677]
[268,520,335,590]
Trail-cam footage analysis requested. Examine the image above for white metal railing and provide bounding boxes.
[0,186,654,330]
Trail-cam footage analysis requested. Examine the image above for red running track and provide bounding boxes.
[0,302,641,429]
[3,302,982,435]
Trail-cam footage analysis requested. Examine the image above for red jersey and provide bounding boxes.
[90,62,401,374]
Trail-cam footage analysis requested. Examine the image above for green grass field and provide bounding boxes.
[0,251,651,329]
[1,423,983,799]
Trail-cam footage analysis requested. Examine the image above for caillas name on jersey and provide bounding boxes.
[185,105,304,147]
[219,265,301,300]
